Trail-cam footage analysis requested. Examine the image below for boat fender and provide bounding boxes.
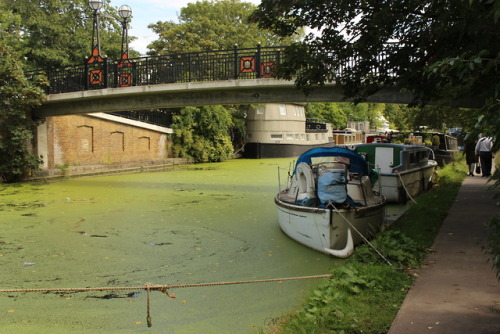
[324,228,354,258]
[293,162,316,201]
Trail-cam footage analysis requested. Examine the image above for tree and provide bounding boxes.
[384,104,410,131]
[250,0,499,143]
[306,103,348,129]
[404,105,481,132]
[306,102,389,130]
[171,106,234,163]
[147,0,301,55]
[0,40,46,182]
[1,0,132,69]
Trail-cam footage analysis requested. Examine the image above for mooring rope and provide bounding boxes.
[333,208,393,267]
[395,171,418,204]
[0,274,332,327]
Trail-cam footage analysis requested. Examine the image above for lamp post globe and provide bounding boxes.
[88,0,103,11]
[118,5,132,19]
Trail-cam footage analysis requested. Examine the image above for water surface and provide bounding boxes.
[1,159,344,333]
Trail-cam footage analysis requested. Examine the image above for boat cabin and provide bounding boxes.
[355,143,432,174]
[387,131,459,166]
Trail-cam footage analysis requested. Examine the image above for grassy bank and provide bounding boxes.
[262,157,468,334]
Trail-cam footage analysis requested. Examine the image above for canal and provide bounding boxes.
[1,158,351,333]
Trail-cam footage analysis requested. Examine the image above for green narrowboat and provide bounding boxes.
[355,143,438,203]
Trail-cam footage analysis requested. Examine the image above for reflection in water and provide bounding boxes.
[1,159,345,333]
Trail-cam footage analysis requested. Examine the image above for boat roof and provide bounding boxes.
[356,143,430,152]
[295,147,369,175]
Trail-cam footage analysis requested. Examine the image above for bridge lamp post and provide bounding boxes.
[88,0,104,61]
[117,5,133,87]
[118,5,132,60]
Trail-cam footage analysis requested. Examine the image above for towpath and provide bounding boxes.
[388,175,500,333]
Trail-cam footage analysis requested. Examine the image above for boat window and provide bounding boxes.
[409,152,416,164]
[312,157,350,173]
[306,134,310,141]
[279,105,287,115]
[256,106,265,114]
[311,157,349,165]
[286,134,294,140]
[295,134,300,140]
[418,151,427,161]
[270,134,283,140]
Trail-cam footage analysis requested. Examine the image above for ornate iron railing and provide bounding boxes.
[31,43,403,95]
[32,45,283,95]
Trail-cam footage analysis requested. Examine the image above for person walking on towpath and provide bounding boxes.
[475,136,494,177]
[464,136,478,176]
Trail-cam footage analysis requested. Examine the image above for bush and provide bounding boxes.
[274,264,412,334]
[350,230,425,269]
[484,216,500,281]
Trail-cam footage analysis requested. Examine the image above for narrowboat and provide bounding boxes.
[355,143,438,203]
[388,132,459,166]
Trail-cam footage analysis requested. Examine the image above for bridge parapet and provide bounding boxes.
[32,45,284,95]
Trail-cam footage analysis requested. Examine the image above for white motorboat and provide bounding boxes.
[275,147,386,258]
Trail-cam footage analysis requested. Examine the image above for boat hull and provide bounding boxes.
[275,195,385,257]
[375,162,437,203]
[244,142,334,159]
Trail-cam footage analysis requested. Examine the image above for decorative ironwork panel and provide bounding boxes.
[260,62,275,77]
[117,56,135,87]
[240,56,255,73]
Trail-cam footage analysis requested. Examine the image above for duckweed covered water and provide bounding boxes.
[0,159,342,333]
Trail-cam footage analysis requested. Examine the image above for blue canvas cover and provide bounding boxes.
[317,170,347,204]
[294,147,369,175]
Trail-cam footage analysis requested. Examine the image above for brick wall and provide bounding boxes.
[42,115,172,168]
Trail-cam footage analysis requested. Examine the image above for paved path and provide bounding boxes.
[388,175,500,334]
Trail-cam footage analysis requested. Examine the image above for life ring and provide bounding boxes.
[293,162,316,200]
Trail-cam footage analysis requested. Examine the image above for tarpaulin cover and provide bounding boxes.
[317,170,347,204]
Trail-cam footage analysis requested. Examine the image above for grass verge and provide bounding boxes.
[262,157,467,334]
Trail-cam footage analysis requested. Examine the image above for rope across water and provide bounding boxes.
[0,274,332,293]
[0,274,333,328]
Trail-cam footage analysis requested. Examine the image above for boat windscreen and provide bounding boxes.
[295,147,369,175]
